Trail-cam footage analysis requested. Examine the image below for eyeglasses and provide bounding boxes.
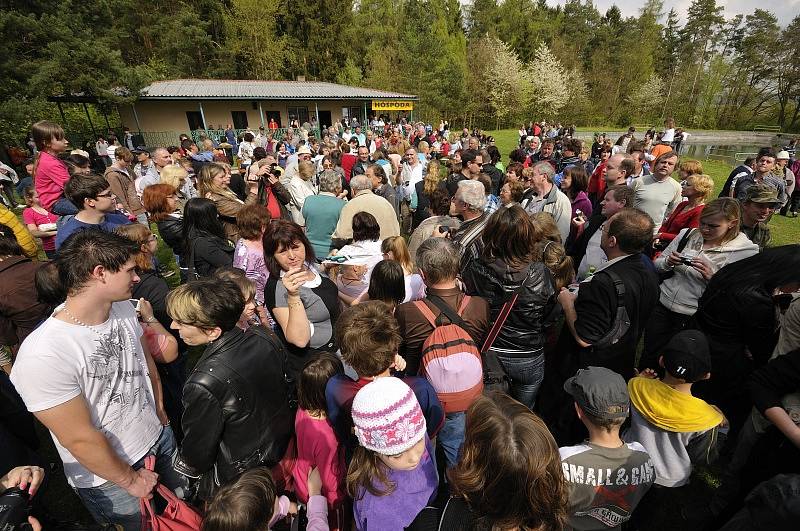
[95,191,114,198]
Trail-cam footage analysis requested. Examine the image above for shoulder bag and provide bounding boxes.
[140,455,202,531]
[480,277,529,394]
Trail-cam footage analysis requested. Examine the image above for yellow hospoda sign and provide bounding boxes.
[371,100,414,111]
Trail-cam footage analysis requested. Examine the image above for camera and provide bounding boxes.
[269,163,282,178]
[679,255,695,265]
[0,487,31,530]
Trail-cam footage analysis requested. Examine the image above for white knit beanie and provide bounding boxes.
[352,377,427,455]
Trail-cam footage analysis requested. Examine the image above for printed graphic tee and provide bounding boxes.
[559,441,655,529]
[11,302,161,488]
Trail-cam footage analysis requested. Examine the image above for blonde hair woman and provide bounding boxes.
[159,164,196,210]
[413,157,444,229]
[645,198,759,368]
[381,236,425,302]
[654,173,714,249]
[196,162,257,242]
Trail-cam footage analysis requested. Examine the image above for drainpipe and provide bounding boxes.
[198,101,207,129]
[131,103,143,134]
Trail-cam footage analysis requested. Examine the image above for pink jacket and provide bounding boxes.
[272,495,329,530]
[35,152,70,210]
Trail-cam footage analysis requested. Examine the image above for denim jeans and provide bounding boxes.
[75,426,184,531]
[495,353,545,410]
[16,176,32,197]
[51,196,78,216]
[438,412,466,468]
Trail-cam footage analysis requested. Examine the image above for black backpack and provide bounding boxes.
[593,268,630,348]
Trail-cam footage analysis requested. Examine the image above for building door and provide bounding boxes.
[318,111,332,130]
[288,106,309,127]
[231,111,248,130]
[265,111,281,128]
[186,111,204,130]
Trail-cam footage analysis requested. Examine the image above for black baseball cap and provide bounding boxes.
[662,330,711,383]
[564,366,629,421]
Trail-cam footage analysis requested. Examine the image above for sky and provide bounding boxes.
[546,0,800,22]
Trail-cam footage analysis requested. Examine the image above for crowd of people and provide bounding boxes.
[1,115,799,531]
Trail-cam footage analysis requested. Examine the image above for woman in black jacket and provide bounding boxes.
[463,206,557,409]
[182,198,234,278]
[167,278,294,501]
[692,244,800,433]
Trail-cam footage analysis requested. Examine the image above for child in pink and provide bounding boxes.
[21,187,58,258]
[30,121,74,215]
[293,352,347,531]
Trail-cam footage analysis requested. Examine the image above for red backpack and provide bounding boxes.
[416,295,483,413]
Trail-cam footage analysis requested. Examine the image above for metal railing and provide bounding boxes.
[189,127,322,145]
[753,125,781,133]
[141,131,188,147]
[703,146,758,162]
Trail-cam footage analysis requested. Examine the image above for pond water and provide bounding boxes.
[680,143,763,163]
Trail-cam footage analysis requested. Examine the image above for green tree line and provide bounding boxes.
[1,0,799,144]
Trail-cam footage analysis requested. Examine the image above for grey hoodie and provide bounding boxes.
[654,229,759,315]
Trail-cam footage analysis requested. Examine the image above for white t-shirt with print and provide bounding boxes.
[11,302,161,488]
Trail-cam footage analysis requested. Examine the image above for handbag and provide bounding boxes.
[480,287,523,395]
[140,456,202,531]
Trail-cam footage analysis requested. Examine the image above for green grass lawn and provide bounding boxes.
[487,129,799,246]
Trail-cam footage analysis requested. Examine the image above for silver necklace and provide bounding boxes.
[61,305,138,354]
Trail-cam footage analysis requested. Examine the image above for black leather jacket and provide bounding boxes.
[463,258,556,356]
[174,326,294,498]
[156,217,184,257]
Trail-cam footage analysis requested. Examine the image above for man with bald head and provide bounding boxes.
[604,154,635,188]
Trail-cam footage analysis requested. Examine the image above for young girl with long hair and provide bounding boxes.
[347,377,438,531]
[21,187,58,259]
[293,352,347,530]
[30,121,74,215]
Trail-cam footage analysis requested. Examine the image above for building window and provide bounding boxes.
[288,106,309,126]
[343,106,363,126]
[186,111,204,130]
[231,111,248,130]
